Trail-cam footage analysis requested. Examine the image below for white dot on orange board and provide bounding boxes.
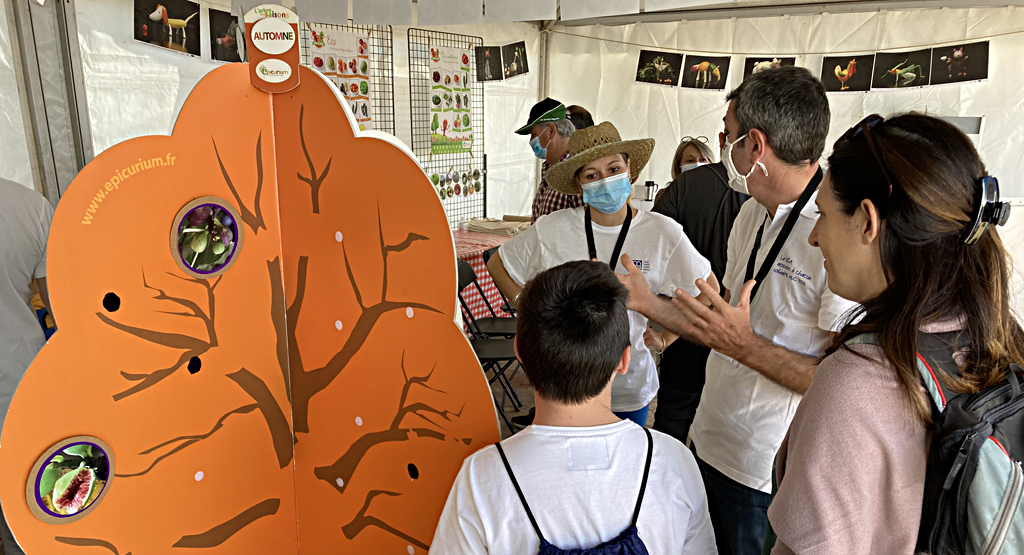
[355,416,363,426]
[195,471,204,481]
[336,477,344,487]
[335,320,343,331]
[405,307,414,318]
[407,547,415,554]
[335,231,343,242]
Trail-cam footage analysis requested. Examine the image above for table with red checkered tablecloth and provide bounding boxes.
[453,230,515,324]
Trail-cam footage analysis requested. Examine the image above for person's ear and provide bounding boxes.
[616,346,630,376]
[859,198,882,244]
[748,128,767,159]
[513,337,521,361]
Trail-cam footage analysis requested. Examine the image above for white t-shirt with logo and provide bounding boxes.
[429,420,717,554]
[499,207,712,412]
[0,177,53,430]
[689,192,858,493]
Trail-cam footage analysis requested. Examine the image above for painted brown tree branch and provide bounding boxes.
[114,368,293,478]
[290,205,441,434]
[99,271,220,401]
[213,133,266,235]
[54,536,132,555]
[267,257,291,400]
[173,498,281,548]
[340,490,429,551]
[312,353,467,495]
[296,105,332,214]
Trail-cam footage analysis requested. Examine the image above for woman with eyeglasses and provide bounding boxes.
[766,114,1019,553]
[671,136,716,181]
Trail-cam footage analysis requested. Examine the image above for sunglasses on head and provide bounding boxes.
[681,135,709,144]
[838,114,895,197]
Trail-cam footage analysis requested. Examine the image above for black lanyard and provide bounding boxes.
[585,205,632,270]
[743,167,823,302]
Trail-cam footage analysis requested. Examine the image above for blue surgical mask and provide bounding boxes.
[530,127,551,160]
[678,161,705,174]
[582,173,632,214]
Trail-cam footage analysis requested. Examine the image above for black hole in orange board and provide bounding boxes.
[188,357,201,374]
[407,463,419,480]
[102,293,120,312]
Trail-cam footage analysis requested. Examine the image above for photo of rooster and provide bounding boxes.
[821,54,874,92]
[134,0,200,56]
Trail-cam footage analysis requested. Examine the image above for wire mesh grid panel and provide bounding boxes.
[298,22,396,136]
[408,28,486,228]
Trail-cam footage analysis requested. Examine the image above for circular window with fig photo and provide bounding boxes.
[28,437,113,524]
[171,198,243,279]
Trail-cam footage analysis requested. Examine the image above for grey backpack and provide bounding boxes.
[852,333,1024,554]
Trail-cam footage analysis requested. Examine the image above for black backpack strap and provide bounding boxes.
[630,427,654,526]
[494,442,545,542]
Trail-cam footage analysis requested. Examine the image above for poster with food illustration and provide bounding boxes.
[334,30,373,131]
[0,62,499,553]
[307,24,341,90]
[429,47,473,154]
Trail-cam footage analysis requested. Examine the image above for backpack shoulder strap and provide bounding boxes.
[630,427,654,527]
[845,332,948,410]
[494,442,546,542]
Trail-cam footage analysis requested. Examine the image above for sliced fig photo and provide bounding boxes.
[52,465,95,515]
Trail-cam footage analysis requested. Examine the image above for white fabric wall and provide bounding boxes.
[71,0,539,218]
[76,0,232,154]
[0,0,35,188]
[547,7,1024,193]
[547,6,1024,314]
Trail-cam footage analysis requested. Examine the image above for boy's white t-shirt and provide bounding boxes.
[498,207,712,412]
[429,420,717,554]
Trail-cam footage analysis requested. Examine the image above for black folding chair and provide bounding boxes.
[457,261,522,431]
[482,246,517,317]
[458,259,516,338]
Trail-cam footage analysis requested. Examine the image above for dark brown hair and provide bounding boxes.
[516,261,630,404]
[828,114,1024,423]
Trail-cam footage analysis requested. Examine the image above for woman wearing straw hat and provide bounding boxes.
[487,122,719,427]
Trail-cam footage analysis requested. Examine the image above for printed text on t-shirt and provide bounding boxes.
[773,256,811,287]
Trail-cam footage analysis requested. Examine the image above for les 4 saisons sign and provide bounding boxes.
[245,5,300,93]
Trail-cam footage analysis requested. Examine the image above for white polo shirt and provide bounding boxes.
[499,207,711,412]
[689,191,858,493]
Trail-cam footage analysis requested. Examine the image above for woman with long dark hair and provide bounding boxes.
[767,113,1020,553]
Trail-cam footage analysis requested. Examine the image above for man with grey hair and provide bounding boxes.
[618,66,856,554]
[515,98,584,222]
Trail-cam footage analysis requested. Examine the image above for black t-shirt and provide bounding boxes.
[653,163,748,391]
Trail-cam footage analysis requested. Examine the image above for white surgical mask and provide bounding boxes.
[678,162,705,174]
[721,133,766,195]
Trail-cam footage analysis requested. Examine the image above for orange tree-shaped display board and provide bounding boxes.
[0,63,499,553]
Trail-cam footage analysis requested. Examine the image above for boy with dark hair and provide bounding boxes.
[430,261,715,554]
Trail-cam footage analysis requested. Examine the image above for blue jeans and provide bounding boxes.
[614,404,650,427]
[691,445,771,555]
